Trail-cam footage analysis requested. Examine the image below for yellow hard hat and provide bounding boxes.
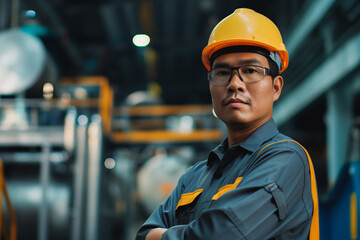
[202,8,288,73]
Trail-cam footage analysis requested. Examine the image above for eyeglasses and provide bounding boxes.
[208,65,271,86]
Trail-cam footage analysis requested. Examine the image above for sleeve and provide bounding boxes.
[135,166,191,240]
[162,145,313,240]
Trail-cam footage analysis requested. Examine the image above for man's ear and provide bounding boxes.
[273,76,284,102]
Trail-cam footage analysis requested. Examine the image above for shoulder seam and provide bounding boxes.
[257,139,305,157]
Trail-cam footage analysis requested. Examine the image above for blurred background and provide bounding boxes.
[0,0,359,239]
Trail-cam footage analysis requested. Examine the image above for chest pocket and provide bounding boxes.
[212,177,243,200]
[175,189,203,224]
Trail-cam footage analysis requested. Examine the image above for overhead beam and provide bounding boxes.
[184,0,198,43]
[122,1,139,37]
[285,0,335,56]
[162,0,178,76]
[274,32,360,126]
[34,0,83,65]
[100,3,124,47]
[163,0,177,46]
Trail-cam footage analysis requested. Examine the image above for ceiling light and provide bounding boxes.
[104,158,116,169]
[25,10,36,18]
[132,34,150,47]
[43,82,54,99]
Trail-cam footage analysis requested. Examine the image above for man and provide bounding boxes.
[136,8,319,240]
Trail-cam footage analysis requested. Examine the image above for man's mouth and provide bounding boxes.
[222,96,250,106]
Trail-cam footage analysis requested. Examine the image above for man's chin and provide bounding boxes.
[224,118,251,127]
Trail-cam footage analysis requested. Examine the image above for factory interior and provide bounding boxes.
[0,0,360,239]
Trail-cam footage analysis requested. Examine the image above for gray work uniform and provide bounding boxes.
[136,119,317,240]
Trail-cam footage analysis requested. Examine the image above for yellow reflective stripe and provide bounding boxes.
[212,177,243,200]
[257,140,319,240]
[176,189,203,210]
[350,192,357,239]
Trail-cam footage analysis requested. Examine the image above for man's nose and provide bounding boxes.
[227,70,246,92]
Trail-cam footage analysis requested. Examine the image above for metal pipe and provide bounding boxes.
[71,115,88,240]
[326,82,353,186]
[38,143,51,240]
[86,114,103,240]
[64,107,77,156]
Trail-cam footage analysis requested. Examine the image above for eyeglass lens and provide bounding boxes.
[209,65,267,85]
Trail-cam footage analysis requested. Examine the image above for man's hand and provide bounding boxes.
[145,228,168,240]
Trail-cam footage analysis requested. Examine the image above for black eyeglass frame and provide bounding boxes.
[207,65,272,86]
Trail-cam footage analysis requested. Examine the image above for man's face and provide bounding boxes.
[209,52,283,128]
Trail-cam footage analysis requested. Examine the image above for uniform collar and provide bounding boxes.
[207,119,279,165]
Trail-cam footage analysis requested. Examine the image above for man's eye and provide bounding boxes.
[215,69,230,76]
[242,67,259,74]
